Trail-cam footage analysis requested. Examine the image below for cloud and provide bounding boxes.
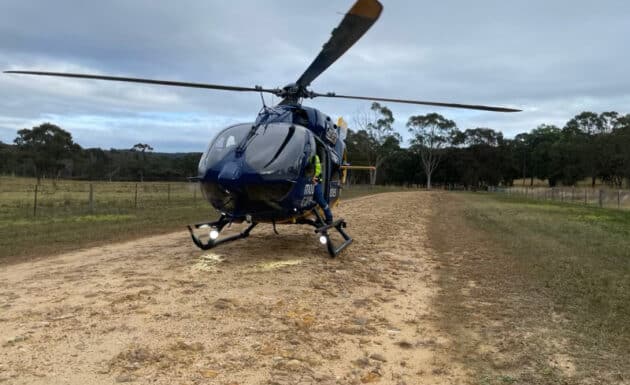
[1,0,629,151]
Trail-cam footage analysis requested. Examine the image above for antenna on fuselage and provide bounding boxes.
[259,90,267,108]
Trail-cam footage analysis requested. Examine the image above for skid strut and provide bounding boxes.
[187,215,257,250]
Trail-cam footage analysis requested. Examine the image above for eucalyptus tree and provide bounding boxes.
[352,102,401,183]
[407,113,457,189]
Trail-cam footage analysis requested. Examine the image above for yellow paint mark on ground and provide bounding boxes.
[192,253,226,272]
[255,259,303,271]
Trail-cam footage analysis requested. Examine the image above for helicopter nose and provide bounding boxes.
[217,161,242,189]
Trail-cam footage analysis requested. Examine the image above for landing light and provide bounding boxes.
[319,235,328,245]
[210,229,220,240]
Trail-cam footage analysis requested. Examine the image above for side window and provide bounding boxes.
[304,135,316,178]
[316,141,327,180]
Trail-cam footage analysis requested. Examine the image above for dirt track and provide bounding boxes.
[0,192,465,385]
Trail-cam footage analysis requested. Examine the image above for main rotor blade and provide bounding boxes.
[296,0,382,88]
[4,70,280,94]
[314,92,522,112]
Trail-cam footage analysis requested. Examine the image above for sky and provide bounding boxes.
[1,0,629,152]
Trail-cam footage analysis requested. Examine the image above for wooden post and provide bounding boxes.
[33,184,38,217]
[89,183,94,213]
[572,187,575,202]
[584,188,587,205]
[618,190,621,209]
[134,183,138,208]
[598,189,603,208]
[167,184,171,204]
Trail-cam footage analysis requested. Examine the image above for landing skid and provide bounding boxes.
[187,215,257,251]
[187,211,352,258]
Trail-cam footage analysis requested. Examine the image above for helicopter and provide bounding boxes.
[4,0,520,257]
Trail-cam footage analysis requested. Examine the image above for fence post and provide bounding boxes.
[598,189,603,208]
[584,188,587,205]
[618,190,621,209]
[167,184,171,204]
[571,187,575,202]
[33,184,38,217]
[134,183,138,208]
[89,183,94,213]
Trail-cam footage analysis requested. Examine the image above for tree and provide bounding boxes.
[352,102,401,183]
[14,123,80,183]
[130,143,154,182]
[407,113,457,189]
[611,114,630,187]
[514,132,533,185]
[529,124,562,186]
[460,128,506,188]
[564,111,607,186]
[564,111,602,136]
[78,148,111,180]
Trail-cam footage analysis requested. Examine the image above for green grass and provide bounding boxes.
[457,194,630,383]
[0,177,400,263]
[0,177,211,263]
[433,192,630,383]
[464,193,630,342]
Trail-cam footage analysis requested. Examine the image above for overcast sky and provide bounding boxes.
[1,0,628,152]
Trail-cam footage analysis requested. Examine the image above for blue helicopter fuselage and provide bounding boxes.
[197,104,346,223]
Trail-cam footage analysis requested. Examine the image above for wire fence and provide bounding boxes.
[0,179,425,220]
[491,186,630,211]
[0,181,202,219]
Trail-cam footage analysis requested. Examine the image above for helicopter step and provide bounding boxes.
[315,219,353,258]
[187,215,257,251]
[298,209,353,258]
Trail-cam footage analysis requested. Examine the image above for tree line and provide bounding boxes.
[2,108,630,188]
[346,104,630,189]
[0,123,200,182]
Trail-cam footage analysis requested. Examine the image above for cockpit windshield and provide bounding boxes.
[200,122,311,181]
[200,123,251,172]
[245,123,309,181]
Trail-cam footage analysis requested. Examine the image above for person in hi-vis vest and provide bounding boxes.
[310,153,333,224]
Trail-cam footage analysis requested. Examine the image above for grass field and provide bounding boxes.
[0,177,406,263]
[466,194,630,338]
[431,192,630,384]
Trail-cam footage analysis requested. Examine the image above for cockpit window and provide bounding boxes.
[200,124,252,171]
[245,123,309,181]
